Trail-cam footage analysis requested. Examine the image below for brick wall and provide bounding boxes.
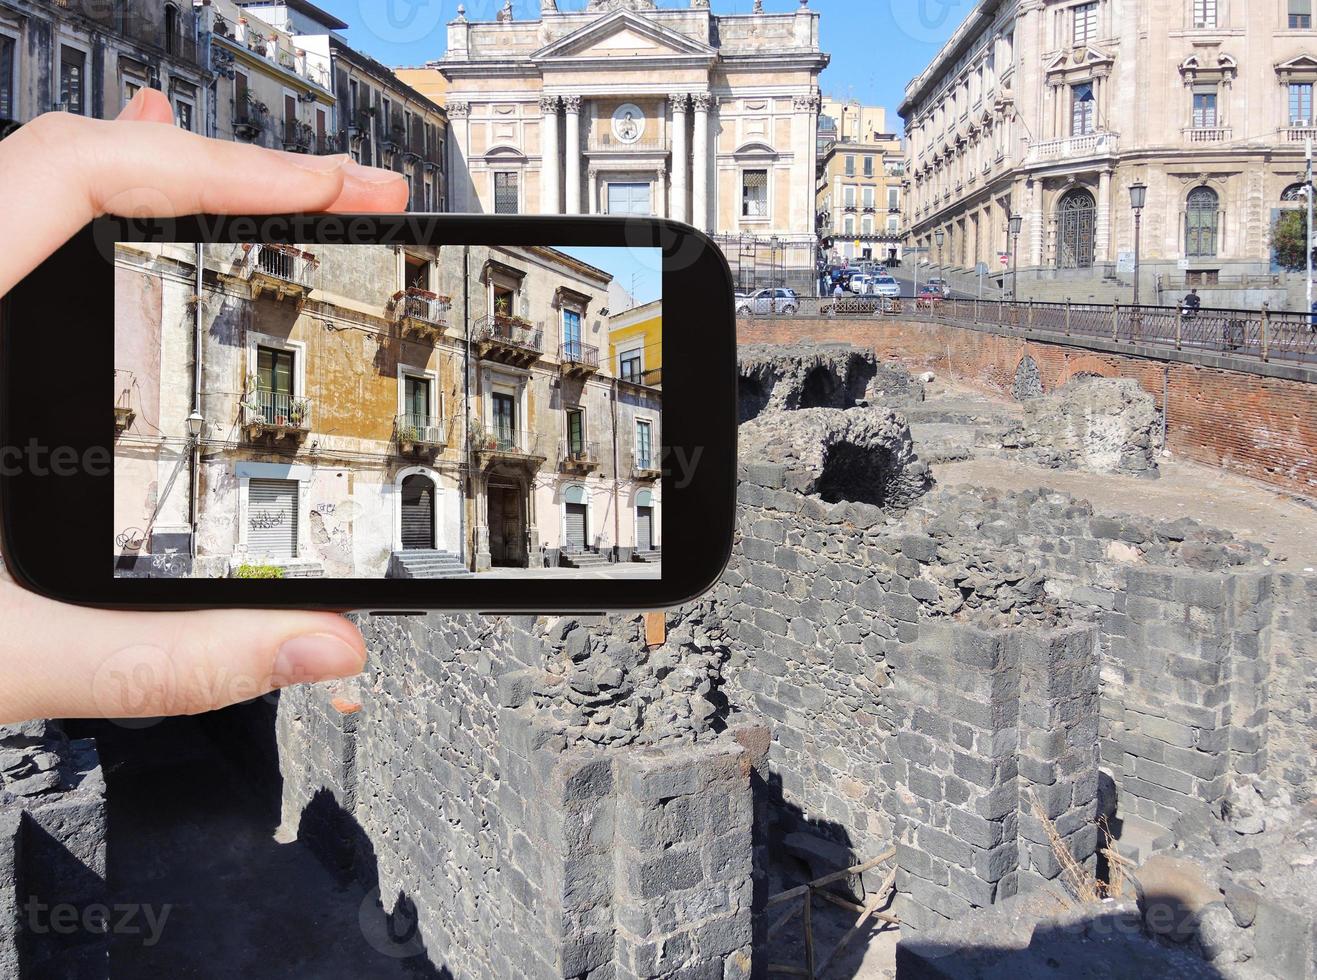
[738,317,1317,494]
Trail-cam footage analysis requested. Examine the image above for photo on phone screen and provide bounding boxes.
[112,241,662,581]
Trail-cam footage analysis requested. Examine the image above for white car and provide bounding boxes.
[871,275,901,298]
[736,287,800,315]
[847,274,873,296]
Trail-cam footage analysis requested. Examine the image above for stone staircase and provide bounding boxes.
[561,551,611,570]
[632,549,662,563]
[387,550,473,579]
[904,399,1021,464]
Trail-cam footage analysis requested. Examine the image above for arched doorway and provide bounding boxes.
[400,474,435,550]
[1056,189,1097,269]
[635,489,655,553]
[1185,186,1220,258]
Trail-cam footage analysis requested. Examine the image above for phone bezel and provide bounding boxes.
[0,214,737,611]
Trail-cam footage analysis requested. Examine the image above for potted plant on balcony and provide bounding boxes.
[288,398,309,430]
[397,423,419,453]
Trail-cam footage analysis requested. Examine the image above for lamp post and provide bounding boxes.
[935,228,945,271]
[1129,181,1147,309]
[186,410,206,443]
[1008,213,1023,301]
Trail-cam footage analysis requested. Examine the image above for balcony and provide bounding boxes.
[561,441,600,475]
[282,119,314,154]
[379,121,408,156]
[233,98,269,141]
[559,341,600,378]
[239,244,317,302]
[1184,126,1231,144]
[471,425,546,467]
[242,392,311,444]
[394,414,448,456]
[391,288,452,342]
[1025,131,1119,165]
[633,454,661,481]
[587,134,671,154]
[473,314,543,368]
[1281,126,1317,144]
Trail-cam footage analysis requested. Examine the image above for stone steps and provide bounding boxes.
[561,551,611,569]
[388,550,473,579]
[632,550,662,563]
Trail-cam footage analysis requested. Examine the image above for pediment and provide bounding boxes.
[1044,44,1114,76]
[1276,54,1317,81]
[532,10,716,62]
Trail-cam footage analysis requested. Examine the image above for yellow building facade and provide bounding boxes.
[608,299,663,389]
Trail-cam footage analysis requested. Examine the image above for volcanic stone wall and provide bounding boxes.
[277,614,761,980]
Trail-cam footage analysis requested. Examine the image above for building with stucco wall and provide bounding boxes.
[113,242,661,577]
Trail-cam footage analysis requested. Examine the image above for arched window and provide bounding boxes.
[1056,189,1097,269]
[1185,186,1220,258]
[1282,182,1308,205]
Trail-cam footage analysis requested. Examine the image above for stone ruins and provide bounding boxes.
[3,341,1315,979]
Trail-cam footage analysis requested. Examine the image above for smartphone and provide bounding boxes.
[0,214,737,613]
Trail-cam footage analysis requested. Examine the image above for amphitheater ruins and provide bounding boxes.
[3,322,1317,979]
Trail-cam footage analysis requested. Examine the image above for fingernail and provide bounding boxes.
[344,160,407,184]
[117,89,147,121]
[272,633,365,688]
[286,152,349,174]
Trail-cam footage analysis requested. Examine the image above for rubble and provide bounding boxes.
[1001,377,1161,477]
[737,343,918,422]
[525,604,732,747]
[738,406,931,509]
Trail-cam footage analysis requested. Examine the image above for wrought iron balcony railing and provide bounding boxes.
[473,314,544,366]
[559,341,600,372]
[471,425,544,459]
[394,414,448,452]
[633,452,661,479]
[242,391,312,438]
[240,243,317,298]
[561,440,600,471]
[391,289,452,337]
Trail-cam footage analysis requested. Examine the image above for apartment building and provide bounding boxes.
[900,0,1317,306]
[815,114,905,266]
[0,0,209,130]
[198,0,334,153]
[113,242,661,577]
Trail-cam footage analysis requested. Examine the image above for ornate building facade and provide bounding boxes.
[431,0,829,288]
[901,0,1317,307]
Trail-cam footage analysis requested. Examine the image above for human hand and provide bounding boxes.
[0,89,392,723]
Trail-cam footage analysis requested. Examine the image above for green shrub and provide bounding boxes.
[233,562,285,579]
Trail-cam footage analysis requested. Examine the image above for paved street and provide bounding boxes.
[481,562,661,580]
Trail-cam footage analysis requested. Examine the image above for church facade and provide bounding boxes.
[433,0,829,289]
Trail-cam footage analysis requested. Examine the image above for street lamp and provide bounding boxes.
[1008,213,1023,300]
[1129,181,1147,309]
[185,410,206,442]
[935,227,945,270]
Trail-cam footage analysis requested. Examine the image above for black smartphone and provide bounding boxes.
[0,214,737,613]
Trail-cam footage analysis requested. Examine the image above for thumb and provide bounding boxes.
[116,86,178,124]
[0,582,367,723]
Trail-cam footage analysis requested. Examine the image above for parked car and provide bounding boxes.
[927,277,951,298]
[918,284,944,307]
[736,287,800,315]
[871,275,901,298]
[847,274,873,295]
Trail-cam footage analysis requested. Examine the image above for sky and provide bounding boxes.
[555,246,663,306]
[307,0,971,125]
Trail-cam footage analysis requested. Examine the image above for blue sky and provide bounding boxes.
[555,246,662,306]
[310,0,970,125]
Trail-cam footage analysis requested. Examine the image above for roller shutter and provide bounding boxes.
[248,479,297,559]
[636,506,653,553]
[565,503,587,552]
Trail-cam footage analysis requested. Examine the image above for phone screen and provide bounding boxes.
[112,242,662,582]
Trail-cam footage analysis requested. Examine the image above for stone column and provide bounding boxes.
[540,94,560,215]
[1028,179,1044,269]
[1096,169,1112,264]
[670,93,689,224]
[656,166,668,219]
[563,96,582,215]
[588,167,601,215]
[447,101,472,213]
[692,93,711,233]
